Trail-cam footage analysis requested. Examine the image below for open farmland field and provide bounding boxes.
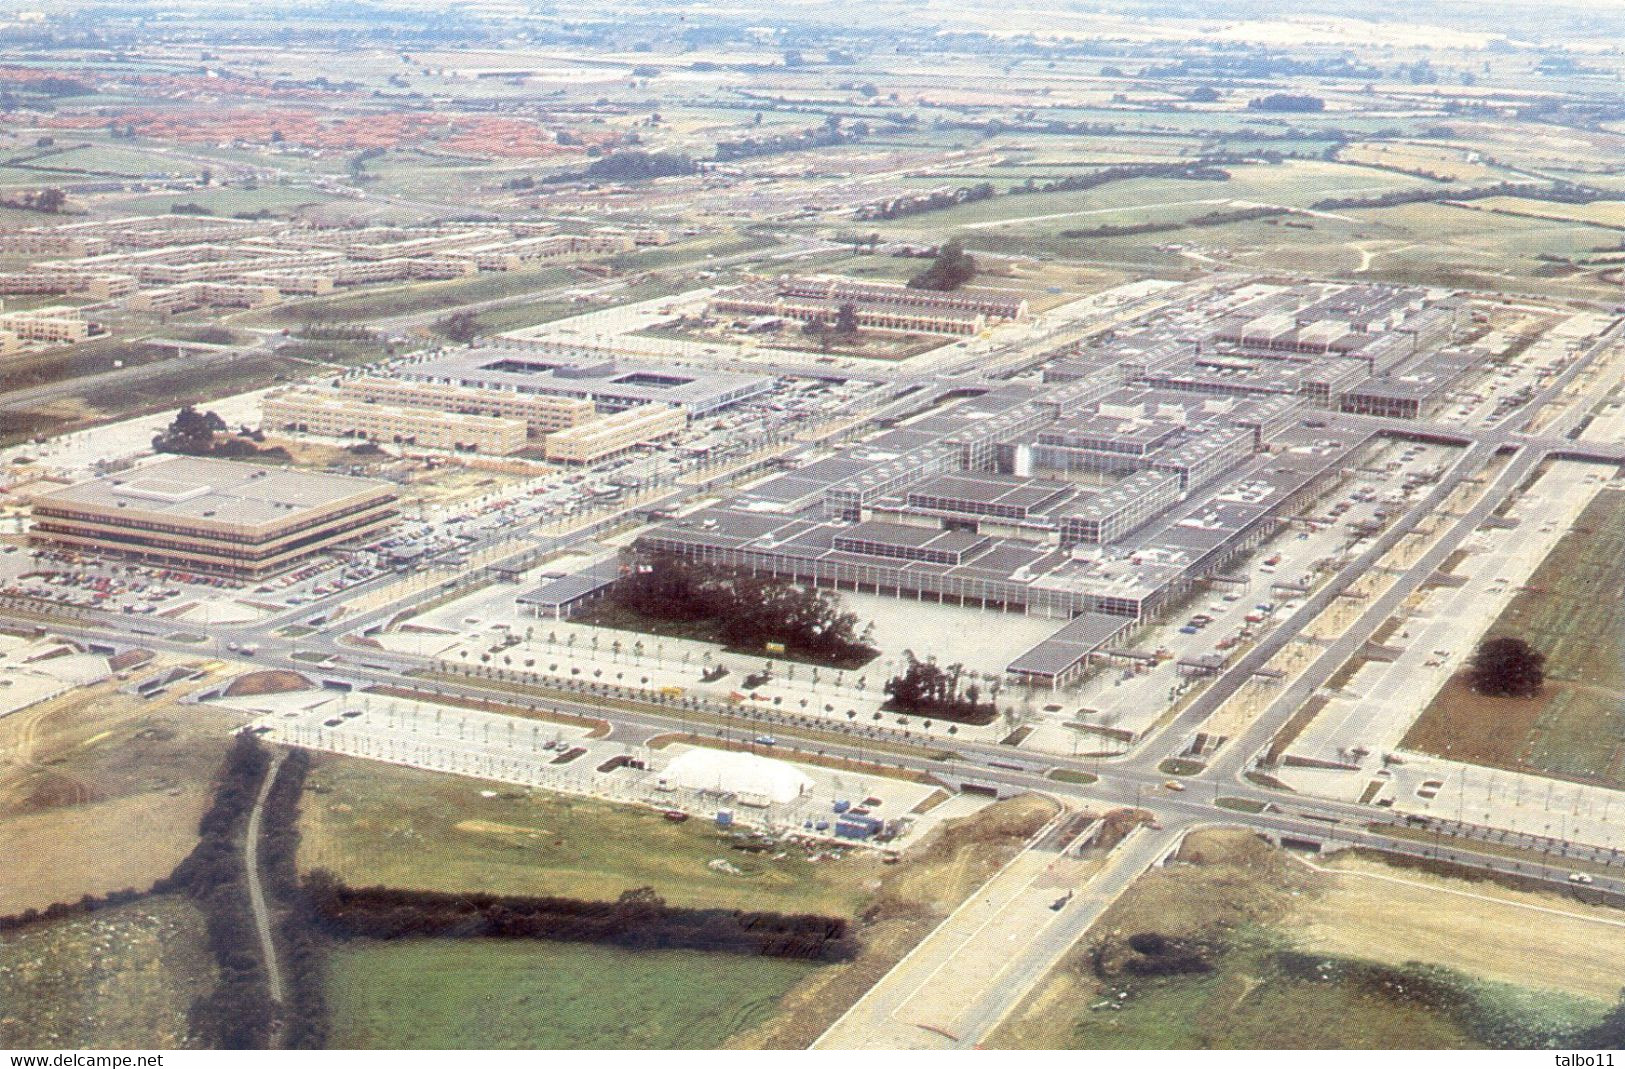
[1471,197,1625,231]
[326,940,815,1049]
[1404,487,1625,786]
[115,186,334,217]
[1338,142,1514,183]
[0,671,242,914]
[13,143,202,179]
[863,160,1431,239]
[989,830,1617,1050]
[0,895,215,1049]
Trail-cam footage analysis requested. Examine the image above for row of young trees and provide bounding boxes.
[613,552,877,668]
[305,878,855,961]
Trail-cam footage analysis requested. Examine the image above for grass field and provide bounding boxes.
[326,939,814,1049]
[1404,487,1625,786]
[1339,142,1512,183]
[297,755,878,915]
[305,760,1054,1050]
[0,895,215,1049]
[0,671,243,914]
[1472,197,1625,231]
[990,830,1615,1050]
[1049,935,1594,1050]
[115,185,336,217]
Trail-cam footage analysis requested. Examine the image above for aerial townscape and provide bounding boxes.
[9,0,1625,1057]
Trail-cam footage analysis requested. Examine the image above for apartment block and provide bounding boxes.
[543,403,685,464]
[262,390,528,456]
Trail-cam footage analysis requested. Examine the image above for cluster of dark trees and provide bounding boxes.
[431,309,481,344]
[883,652,997,725]
[259,750,328,1050]
[152,406,291,462]
[1008,162,1230,198]
[306,878,855,961]
[1311,180,1542,212]
[0,187,66,214]
[714,119,866,162]
[154,732,275,1050]
[907,238,977,292]
[1247,93,1326,113]
[1138,55,1379,82]
[801,301,860,348]
[347,146,385,180]
[153,405,227,453]
[613,552,876,668]
[1467,636,1545,699]
[855,181,993,221]
[582,150,696,182]
[1058,205,1290,241]
[14,76,93,98]
[0,886,148,933]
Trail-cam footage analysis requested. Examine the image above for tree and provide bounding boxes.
[32,187,66,214]
[433,310,480,345]
[834,301,858,335]
[582,150,694,182]
[908,238,977,291]
[152,405,227,455]
[1467,636,1545,698]
[1247,92,1325,113]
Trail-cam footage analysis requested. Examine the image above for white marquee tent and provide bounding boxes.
[658,747,814,806]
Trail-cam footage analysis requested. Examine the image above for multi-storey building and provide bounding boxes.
[543,403,685,464]
[29,457,399,577]
[262,390,529,456]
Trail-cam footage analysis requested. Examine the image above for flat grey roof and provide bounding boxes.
[907,473,1071,512]
[402,346,772,412]
[518,559,621,608]
[36,456,393,531]
[1007,612,1132,677]
[837,520,987,554]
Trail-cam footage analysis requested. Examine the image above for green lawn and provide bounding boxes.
[299,756,876,915]
[326,939,815,1049]
[1406,487,1625,786]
